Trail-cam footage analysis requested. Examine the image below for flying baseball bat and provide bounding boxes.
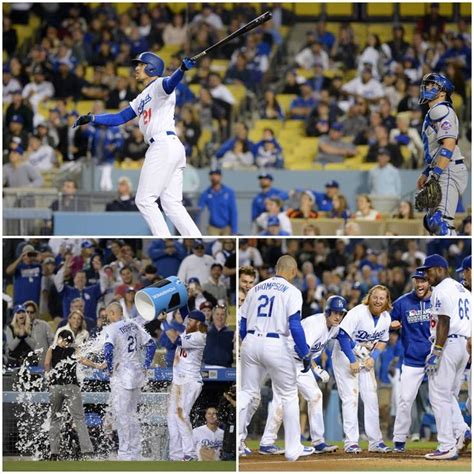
[190,11,272,61]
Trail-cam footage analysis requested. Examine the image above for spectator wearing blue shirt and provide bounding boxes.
[198,169,238,235]
[288,82,317,120]
[148,239,187,278]
[259,215,291,236]
[6,244,42,306]
[313,180,340,212]
[390,269,432,453]
[254,128,284,169]
[215,122,255,160]
[203,305,234,368]
[251,173,289,221]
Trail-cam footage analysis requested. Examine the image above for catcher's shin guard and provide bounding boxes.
[424,210,454,236]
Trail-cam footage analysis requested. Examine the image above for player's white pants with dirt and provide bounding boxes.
[239,332,305,461]
[238,373,267,444]
[428,337,470,451]
[261,367,325,446]
[333,344,384,450]
[136,133,201,236]
[110,380,142,460]
[167,380,202,460]
[393,364,425,442]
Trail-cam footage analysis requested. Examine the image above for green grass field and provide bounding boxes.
[3,460,236,471]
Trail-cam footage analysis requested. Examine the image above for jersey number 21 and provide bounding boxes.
[257,295,275,318]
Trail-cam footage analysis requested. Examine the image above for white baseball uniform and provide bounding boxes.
[332,304,391,450]
[103,319,152,460]
[261,313,339,446]
[192,424,224,460]
[129,78,201,237]
[167,329,206,460]
[239,276,307,461]
[428,278,471,451]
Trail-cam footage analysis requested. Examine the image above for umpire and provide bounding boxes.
[44,330,93,460]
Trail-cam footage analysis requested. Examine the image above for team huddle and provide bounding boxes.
[238,253,471,461]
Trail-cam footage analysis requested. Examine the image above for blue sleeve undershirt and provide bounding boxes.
[104,342,114,371]
[162,68,185,94]
[337,329,356,363]
[144,340,157,369]
[289,312,309,359]
[239,317,247,341]
[93,106,137,126]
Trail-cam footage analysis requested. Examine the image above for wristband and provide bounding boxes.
[432,166,443,176]
[422,167,430,177]
[434,344,444,351]
[372,348,381,361]
[438,147,453,159]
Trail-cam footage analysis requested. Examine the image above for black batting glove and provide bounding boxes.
[73,112,94,128]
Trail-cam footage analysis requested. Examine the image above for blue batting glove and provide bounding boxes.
[180,57,196,71]
[425,346,443,376]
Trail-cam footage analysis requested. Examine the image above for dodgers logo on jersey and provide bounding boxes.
[138,94,152,115]
[311,341,324,354]
[435,298,442,310]
[355,329,386,342]
[440,120,452,130]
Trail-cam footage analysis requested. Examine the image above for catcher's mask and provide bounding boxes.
[418,73,454,105]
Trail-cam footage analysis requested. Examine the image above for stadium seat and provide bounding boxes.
[117,66,130,78]
[13,24,33,48]
[76,100,99,116]
[226,83,247,109]
[399,4,425,17]
[439,4,454,16]
[294,3,322,16]
[116,3,133,14]
[326,3,354,17]
[290,218,344,235]
[367,24,394,43]
[366,4,394,17]
[461,3,471,16]
[168,3,188,13]
[211,59,230,76]
[385,219,424,236]
[275,94,297,115]
[353,219,384,236]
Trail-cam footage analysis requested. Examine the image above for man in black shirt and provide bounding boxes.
[203,305,234,368]
[45,330,96,460]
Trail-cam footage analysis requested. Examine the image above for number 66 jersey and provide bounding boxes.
[430,277,471,338]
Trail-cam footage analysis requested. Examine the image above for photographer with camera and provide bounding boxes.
[218,384,236,460]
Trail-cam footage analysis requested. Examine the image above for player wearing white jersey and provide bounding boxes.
[192,407,224,461]
[332,285,392,453]
[259,295,348,455]
[103,302,156,460]
[239,255,315,461]
[418,254,471,460]
[167,310,207,461]
[73,52,201,237]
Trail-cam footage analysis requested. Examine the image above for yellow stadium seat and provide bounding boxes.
[168,3,191,14]
[117,66,130,78]
[85,66,94,82]
[256,119,284,133]
[399,4,425,16]
[326,3,353,17]
[294,3,322,16]
[276,94,297,115]
[282,120,304,131]
[189,84,201,96]
[211,59,230,73]
[296,68,314,79]
[359,163,377,171]
[226,84,246,107]
[367,24,393,43]
[439,3,453,16]
[13,25,32,48]
[460,3,471,16]
[367,4,394,17]
[279,26,290,39]
[75,100,98,116]
[116,3,132,14]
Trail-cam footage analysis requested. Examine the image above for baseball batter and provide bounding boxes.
[103,302,157,461]
[419,254,471,460]
[192,407,224,461]
[259,296,348,455]
[332,285,392,453]
[390,269,432,453]
[167,310,207,461]
[239,255,315,461]
[73,52,201,237]
[416,73,468,236]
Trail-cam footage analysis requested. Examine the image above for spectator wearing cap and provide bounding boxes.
[187,277,218,311]
[3,146,44,188]
[366,125,404,168]
[22,66,54,113]
[342,64,384,104]
[295,40,330,70]
[254,128,284,169]
[148,239,186,278]
[199,301,214,325]
[203,305,234,368]
[3,66,21,105]
[288,82,317,120]
[4,114,29,154]
[251,173,289,221]
[5,305,38,368]
[259,215,291,236]
[203,263,227,302]
[255,196,292,235]
[178,241,216,286]
[198,170,238,235]
[287,190,318,219]
[23,300,53,366]
[105,176,139,212]
[5,90,34,134]
[6,244,42,306]
[313,180,340,212]
[368,147,401,198]
[317,122,357,164]
[70,240,96,277]
[215,122,255,160]
[26,134,57,172]
[456,256,471,291]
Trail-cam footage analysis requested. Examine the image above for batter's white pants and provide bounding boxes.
[136,133,201,236]
[167,380,202,460]
[261,367,325,446]
[239,333,305,461]
[333,345,383,449]
[393,365,425,443]
[389,368,401,417]
[238,376,266,443]
[110,380,142,460]
[429,337,470,451]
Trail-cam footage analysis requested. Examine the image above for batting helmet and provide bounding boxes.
[418,73,454,105]
[131,52,165,77]
[324,295,348,316]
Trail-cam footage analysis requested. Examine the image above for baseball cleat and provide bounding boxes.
[314,442,338,453]
[300,446,315,456]
[183,455,198,461]
[239,442,252,457]
[345,444,362,454]
[393,442,406,453]
[258,444,285,455]
[368,442,392,453]
[425,447,459,460]
[411,433,421,442]
[456,428,471,452]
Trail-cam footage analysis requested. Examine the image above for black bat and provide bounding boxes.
[190,11,272,61]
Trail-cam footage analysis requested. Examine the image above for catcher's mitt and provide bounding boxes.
[415,179,442,211]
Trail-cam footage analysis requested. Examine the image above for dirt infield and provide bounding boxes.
[240,446,472,471]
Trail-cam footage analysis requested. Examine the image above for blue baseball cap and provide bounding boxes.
[325,180,339,188]
[188,310,205,323]
[209,169,221,175]
[188,277,201,285]
[418,254,448,271]
[267,215,280,226]
[14,305,26,314]
[330,122,344,132]
[411,268,427,279]
[456,255,471,273]
[258,172,273,180]
[11,114,24,124]
[11,146,24,155]
[81,240,93,248]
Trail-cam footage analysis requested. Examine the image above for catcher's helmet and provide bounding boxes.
[324,295,348,316]
[418,73,454,105]
[131,52,165,77]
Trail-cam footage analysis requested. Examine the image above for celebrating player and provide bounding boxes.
[258,295,347,455]
[73,53,201,237]
[192,406,224,461]
[102,302,157,461]
[416,73,468,235]
[239,255,315,461]
[167,310,208,461]
[390,269,432,453]
[457,255,472,291]
[419,254,471,460]
[332,285,392,453]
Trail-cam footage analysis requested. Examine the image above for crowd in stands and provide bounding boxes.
[3,238,236,370]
